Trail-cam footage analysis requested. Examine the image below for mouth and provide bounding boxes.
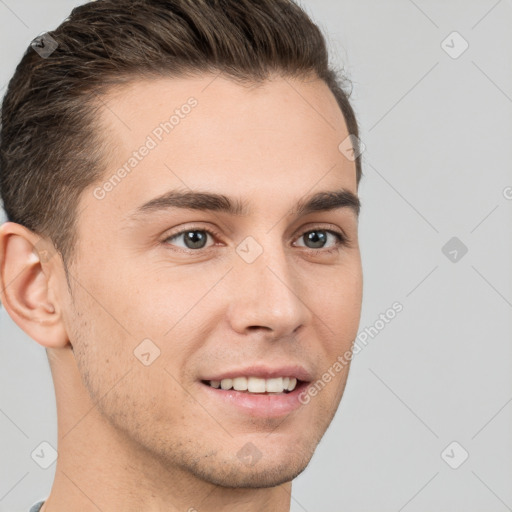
[198,370,311,418]
[201,376,303,394]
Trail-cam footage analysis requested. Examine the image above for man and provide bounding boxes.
[0,0,363,510]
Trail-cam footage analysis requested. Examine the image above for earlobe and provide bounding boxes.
[0,222,69,349]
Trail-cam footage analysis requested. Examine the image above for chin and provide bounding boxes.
[192,455,312,489]
[180,433,319,489]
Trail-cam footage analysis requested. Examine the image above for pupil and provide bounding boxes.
[185,230,207,249]
[306,230,326,248]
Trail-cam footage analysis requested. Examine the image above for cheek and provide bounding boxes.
[65,280,137,394]
[114,263,215,334]
[313,264,363,328]
[306,264,362,390]
[67,291,192,431]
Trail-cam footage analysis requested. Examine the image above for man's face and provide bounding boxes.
[61,74,362,487]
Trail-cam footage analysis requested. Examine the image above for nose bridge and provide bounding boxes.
[226,232,311,336]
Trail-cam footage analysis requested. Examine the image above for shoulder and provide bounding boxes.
[28,500,46,512]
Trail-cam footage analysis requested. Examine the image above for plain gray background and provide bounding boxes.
[1,1,511,511]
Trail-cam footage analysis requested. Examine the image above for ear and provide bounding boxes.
[0,221,69,349]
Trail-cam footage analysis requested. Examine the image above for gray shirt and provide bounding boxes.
[29,500,45,512]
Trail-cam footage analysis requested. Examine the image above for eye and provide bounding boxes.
[164,227,218,251]
[162,225,348,253]
[294,228,346,253]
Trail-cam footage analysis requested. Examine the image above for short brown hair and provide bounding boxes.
[0,0,362,267]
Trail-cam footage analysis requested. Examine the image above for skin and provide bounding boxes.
[0,73,362,512]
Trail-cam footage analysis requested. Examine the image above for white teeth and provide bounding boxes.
[220,378,233,390]
[232,376,248,391]
[248,377,266,393]
[266,377,283,393]
[210,376,299,393]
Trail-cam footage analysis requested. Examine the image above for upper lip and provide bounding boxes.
[201,364,313,383]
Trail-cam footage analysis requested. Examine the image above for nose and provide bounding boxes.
[226,239,312,339]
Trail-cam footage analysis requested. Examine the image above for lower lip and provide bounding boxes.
[199,381,308,418]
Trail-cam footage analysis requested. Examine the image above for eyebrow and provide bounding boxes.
[128,187,360,221]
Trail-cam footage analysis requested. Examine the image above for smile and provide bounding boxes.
[205,376,298,394]
[199,368,311,418]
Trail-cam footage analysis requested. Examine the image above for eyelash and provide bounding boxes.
[162,224,349,255]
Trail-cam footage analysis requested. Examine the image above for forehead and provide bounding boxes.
[82,74,356,226]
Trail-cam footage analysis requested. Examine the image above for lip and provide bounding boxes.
[198,364,313,418]
[199,379,309,418]
[201,364,313,382]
